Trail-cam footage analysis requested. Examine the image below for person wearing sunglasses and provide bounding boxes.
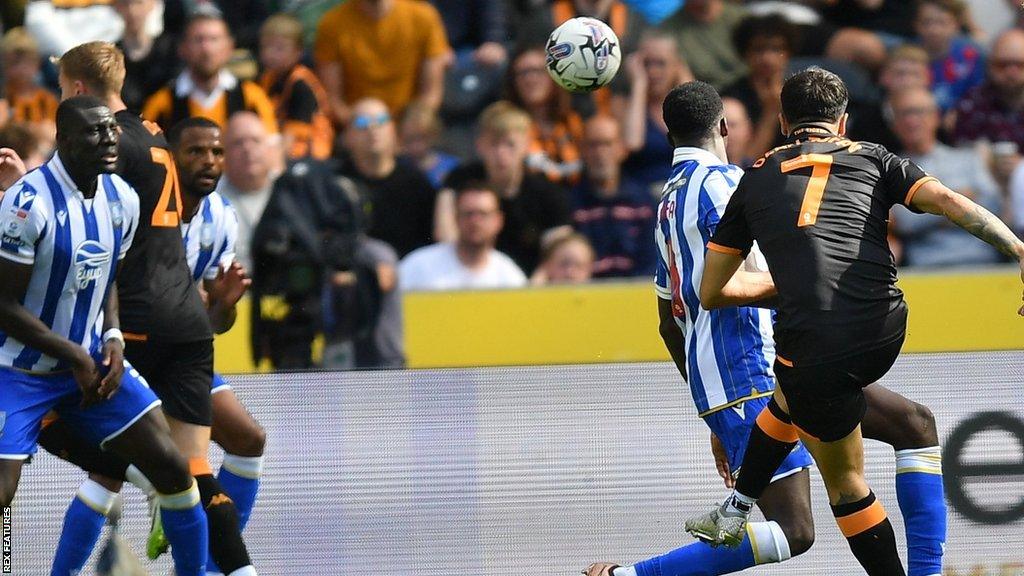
[338,98,438,259]
[954,28,1024,151]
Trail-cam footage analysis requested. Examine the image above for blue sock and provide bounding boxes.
[160,483,208,576]
[217,454,262,530]
[895,447,946,576]
[633,538,756,576]
[51,483,114,576]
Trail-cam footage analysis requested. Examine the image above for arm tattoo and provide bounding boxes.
[951,202,1024,259]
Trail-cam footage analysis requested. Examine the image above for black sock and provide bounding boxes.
[833,491,906,576]
[734,399,798,500]
[195,473,251,572]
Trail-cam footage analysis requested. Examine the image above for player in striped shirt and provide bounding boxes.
[0,96,209,576]
[169,117,265,568]
[586,82,948,576]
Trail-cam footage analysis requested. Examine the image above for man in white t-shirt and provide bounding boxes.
[399,181,526,291]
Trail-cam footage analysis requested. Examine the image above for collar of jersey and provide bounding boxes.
[671,146,726,168]
[175,69,238,105]
[49,153,96,202]
[787,124,840,140]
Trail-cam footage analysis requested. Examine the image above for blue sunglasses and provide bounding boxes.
[352,112,392,129]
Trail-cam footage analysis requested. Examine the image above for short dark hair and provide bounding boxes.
[167,116,221,147]
[780,67,849,126]
[732,14,800,56]
[56,95,107,133]
[663,81,724,145]
[0,123,40,160]
[454,180,501,206]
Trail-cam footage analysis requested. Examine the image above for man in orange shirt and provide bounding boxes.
[142,11,277,134]
[313,0,450,126]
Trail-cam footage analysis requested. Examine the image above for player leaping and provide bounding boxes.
[585,79,959,576]
[0,96,209,576]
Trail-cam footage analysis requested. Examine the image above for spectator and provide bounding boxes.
[338,98,437,258]
[888,87,1002,267]
[850,44,933,151]
[532,232,595,285]
[657,0,747,91]
[142,12,278,132]
[507,44,584,186]
[23,0,125,57]
[819,0,916,45]
[441,101,572,274]
[163,0,270,52]
[571,115,655,278]
[723,13,798,159]
[430,0,507,67]
[722,96,753,167]
[620,30,693,199]
[915,0,985,113]
[0,122,45,172]
[400,182,526,291]
[258,13,333,160]
[517,0,640,54]
[1,28,57,144]
[216,111,282,271]
[399,103,460,190]
[1006,154,1024,236]
[314,0,449,126]
[114,0,179,114]
[954,28,1024,150]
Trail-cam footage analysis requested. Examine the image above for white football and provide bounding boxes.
[545,16,622,93]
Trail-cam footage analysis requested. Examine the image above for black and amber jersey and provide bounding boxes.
[5,87,59,124]
[114,110,212,342]
[709,127,935,366]
[259,64,333,160]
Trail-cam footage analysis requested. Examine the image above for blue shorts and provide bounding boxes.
[0,361,161,459]
[703,395,813,483]
[211,372,231,395]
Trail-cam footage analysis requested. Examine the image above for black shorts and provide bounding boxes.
[125,338,214,426]
[776,334,905,443]
[37,416,130,480]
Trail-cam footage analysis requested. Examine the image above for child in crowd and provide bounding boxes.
[399,104,460,189]
[915,0,985,112]
[259,13,333,160]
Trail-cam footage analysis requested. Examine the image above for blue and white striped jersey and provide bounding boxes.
[181,191,237,283]
[654,147,776,416]
[0,154,139,372]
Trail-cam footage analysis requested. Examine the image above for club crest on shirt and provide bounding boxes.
[200,222,215,250]
[109,200,123,228]
[73,240,111,290]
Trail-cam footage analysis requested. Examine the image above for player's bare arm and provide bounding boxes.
[0,258,98,397]
[99,279,124,400]
[911,179,1024,315]
[699,249,777,310]
[657,298,687,382]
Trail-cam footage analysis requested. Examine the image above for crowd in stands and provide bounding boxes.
[1,0,1022,368]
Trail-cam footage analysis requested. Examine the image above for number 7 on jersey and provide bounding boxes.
[781,154,833,227]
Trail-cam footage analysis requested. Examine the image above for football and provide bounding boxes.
[545,16,622,93]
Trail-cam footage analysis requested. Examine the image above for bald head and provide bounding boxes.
[224,111,272,191]
[990,29,1024,94]
[582,115,625,187]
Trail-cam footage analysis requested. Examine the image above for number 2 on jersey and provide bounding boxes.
[149,147,183,227]
[781,154,833,227]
